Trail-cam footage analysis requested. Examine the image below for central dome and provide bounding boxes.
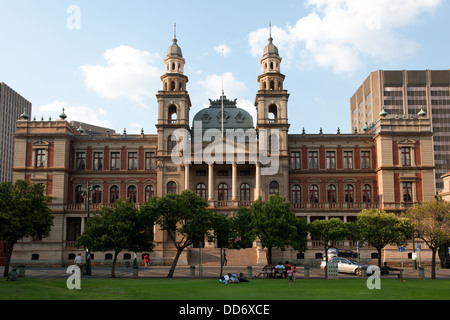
[192,95,254,134]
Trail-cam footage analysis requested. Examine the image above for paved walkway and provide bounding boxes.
[2,265,450,280]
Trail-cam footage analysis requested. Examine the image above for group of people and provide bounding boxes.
[257,261,297,284]
[220,273,249,284]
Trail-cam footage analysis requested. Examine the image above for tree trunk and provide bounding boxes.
[377,247,383,268]
[111,251,119,278]
[431,247,437,280]
[167,248,183,278]
[324,245,329,279]
[266,247,273,265]
[219,248,224,277]
[3,241,15,277]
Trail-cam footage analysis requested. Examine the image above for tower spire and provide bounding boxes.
[174,22,177,39]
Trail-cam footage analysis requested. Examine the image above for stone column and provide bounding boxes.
[232,162,237,201]
[208,162,214,201]
[184,162,190,191]
[255,161,261,200]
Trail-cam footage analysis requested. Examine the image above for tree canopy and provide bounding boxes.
[76,199,156,278]
[403,200,450,279]
[250,194,308,265]
[0,180,54,277]
[141,190,217,278]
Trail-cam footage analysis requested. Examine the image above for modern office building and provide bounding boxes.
[10,36,437,267]
[350,70,450,190]
[0,82,32,183]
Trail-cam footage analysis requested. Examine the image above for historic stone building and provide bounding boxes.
[11,34,437,267]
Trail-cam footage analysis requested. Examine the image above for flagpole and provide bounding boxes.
[221,48,224,139]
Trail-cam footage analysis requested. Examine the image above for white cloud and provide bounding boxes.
[38,100,112,128]
[214,44,231,57]
[80,45,163,105]
[248,0,442,73]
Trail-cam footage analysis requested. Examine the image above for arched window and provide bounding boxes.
[362,184,371,203]
[167,181,177,194]
[75,186,84,204]
[269,181,279,195]
[196,183,206,200]
[127,185,137,203]
[92,185,102,204]
[168,105,177,123]
[345,184,354,203]
[171,81,176,91]
[218,183,228,201]
[268,104,277,123]
[167,135,177,151]
[327,185,336,203]
[110,185,119,203]
[240,183,250,201]
[270,80,275,90]
[291,185,301,203]
[145,185,155,201]
[309,185,319,203]
[268,134,279,155]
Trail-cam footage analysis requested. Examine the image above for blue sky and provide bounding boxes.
[1,0,449,135]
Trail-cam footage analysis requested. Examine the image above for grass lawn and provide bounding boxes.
[0,277,449,300]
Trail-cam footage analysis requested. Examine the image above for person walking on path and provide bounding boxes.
[144,254,150,268]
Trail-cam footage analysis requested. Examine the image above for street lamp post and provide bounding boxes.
[83,181,95,276]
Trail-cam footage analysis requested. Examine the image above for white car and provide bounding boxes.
[320,257,373,276]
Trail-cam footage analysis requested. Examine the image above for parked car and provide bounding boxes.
[327,248,357,259]
[320,257,373,276]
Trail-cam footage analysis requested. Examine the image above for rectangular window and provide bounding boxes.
[93,152,103,170]
[308,151,318,169]
[128,152,138,170]
[401,147,411,166]
[291,151,301,170]
[35,149,46,168]
[361,151,370,169]
[76,152,85,171]
[403,182,413,202]
[145,152,155,170]
[326,151,335,169]
[196,170,207,176]
[343,151,353,169]
[218,170,228,176]
[111,152,121,170]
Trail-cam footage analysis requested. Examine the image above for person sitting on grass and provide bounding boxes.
[7,268,19,281]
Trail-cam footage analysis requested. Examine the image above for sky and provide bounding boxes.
[1,0,449,135]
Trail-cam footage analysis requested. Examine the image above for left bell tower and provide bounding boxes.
[156,27,192,197]
[156,27,191,155]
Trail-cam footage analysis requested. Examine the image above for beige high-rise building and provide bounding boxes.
[350,70,450,190]
[0,82,32,183]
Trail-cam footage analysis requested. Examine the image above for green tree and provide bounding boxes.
[250,194,308,265]
[76,199,156,278]
[143,190,216,278]
[355,209,413,268]
[208,208,255,277]
[309,218,349,278]
[0,180,54,277]
[403,200,450,279]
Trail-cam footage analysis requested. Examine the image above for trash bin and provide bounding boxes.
[419,267,425,279]
[18,265,25,278]
[247,266,252,278]
[304,266,310,280]
[190,265,195,278]
[133,261,138,279]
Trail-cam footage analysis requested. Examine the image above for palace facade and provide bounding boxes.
[11,34,437,267]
